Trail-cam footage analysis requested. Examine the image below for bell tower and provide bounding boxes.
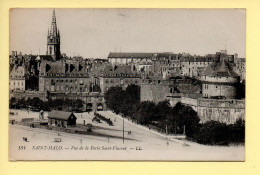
[46,9,60,61]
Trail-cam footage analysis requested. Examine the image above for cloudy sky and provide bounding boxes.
[10,9,246,58]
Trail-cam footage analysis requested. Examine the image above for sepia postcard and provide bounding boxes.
[9,8,245,161]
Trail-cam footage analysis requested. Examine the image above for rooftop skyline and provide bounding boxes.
[10,9,246,58]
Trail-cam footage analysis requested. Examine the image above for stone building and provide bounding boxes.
[9,66,26,91]
[108,52,153,65]
[179,50,238,78]
[200,57,240,99]
[180,97,245,124]
[136,59,152,73]
[9,52,40,91]
[99,65,141,93]
[180,55,213,77]
[38,60,91,93]
[234,57,246,82]
[151,53,181,77]
[140,76,201,104]
[179,54,244,124]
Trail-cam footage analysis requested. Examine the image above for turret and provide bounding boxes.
[200,56,239,99]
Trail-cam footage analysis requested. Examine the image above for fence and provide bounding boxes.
[9,120,85,134]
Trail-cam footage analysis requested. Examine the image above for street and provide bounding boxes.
[9,109,244,161]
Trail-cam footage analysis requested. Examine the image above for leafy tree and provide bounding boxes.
[104,86,125,114]
[195,121,230,145]
[9,97,17,108]
[134,101,156,125]
[125,84,140,103]
[229,118,245,143]
[167,102,200,136]
[10,97,16,104]
[17,98,26,106]
[121,84,141,117]
[73,99,84,111]
[27,97,43,108]
[153,100,171,122]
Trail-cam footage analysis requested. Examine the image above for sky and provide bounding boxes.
[10,9,246,59]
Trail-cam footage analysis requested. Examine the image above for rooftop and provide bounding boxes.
[47,110,76,120]
[202,58,239,77]
[108,52,153,58]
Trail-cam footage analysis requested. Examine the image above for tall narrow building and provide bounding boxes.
[46,9,60,61]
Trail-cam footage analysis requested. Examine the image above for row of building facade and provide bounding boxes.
[9,9,245,124]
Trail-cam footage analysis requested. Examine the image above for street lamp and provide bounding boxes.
[123,115,124,144]
[79,80,84,118]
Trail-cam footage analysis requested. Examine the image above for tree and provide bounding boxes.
[134,101,156,125]
[229,118,245,143]
[10,97,16,104]
[9,97,17,108]
[167,102,200,136]
[17,98,26,108]
[153,100,171,122]
[27,97,43,108]
[195,121,230,145]
[73,99,84,111]
[104,86,125,114]
[121,84,141,117]
[104,84,141,116]
[125,84,140,103]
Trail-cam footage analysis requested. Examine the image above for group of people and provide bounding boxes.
[93,112,113,126]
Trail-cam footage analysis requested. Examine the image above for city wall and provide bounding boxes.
[9,91,107,111]
[181,97,245,124]
[202,84,237,99]
[10,91,46,101]
[141,84,168,103]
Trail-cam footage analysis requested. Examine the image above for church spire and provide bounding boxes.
[47,9,60,61]
[52,9,56,23]
[50,9,58,36]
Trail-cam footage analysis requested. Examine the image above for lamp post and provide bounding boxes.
[79,80,84,118]
[123,115,125,144]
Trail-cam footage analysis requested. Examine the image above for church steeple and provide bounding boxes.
[50,9,58,36]
[46,9,60,61]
